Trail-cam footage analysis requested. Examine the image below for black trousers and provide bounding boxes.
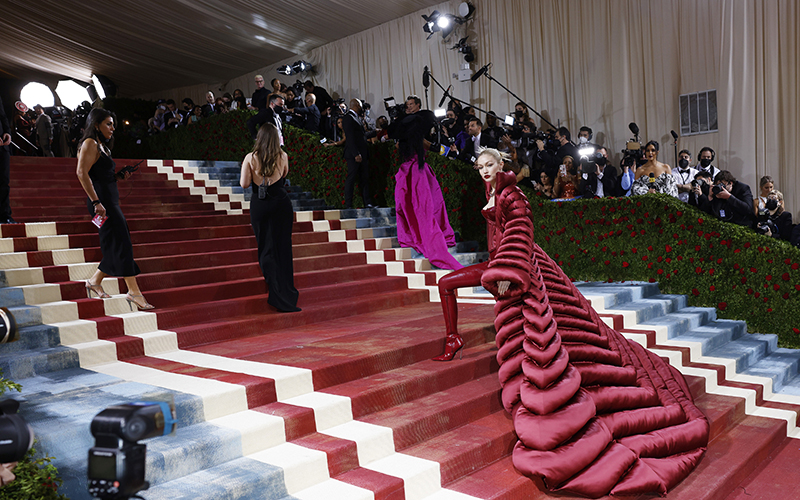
[0,146,10,219]
[344,156,370,208]
[247,110,270,139]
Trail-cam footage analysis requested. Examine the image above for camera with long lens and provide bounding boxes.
[0,399,34,463]
[578,146,606,171]
[88,402,177,500]
[755,199,780,235]
[533,130,559,153]
[383,96,406,121]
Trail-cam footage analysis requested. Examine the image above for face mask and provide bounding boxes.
[578,136,588,144]
[514,110,524,118]
[273,106,284,114]
[700,158,712,167]
[679,158,689,169]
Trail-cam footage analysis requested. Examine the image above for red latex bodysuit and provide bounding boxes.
[437,171,709,497]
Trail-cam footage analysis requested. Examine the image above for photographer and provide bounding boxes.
[304,80,333,115]
[292,93,320,133]
[755,190,793,240]
[577,126,598,150]
[580,147,619,198]
[688,170,713,206]
[696,147,720,180]
[695,170,755,229]
[536,126,579,179]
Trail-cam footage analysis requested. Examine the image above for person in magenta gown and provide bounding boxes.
[434,148,709,497]
[388,95,462,271]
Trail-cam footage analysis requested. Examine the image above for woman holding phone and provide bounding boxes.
[76,108,153,310]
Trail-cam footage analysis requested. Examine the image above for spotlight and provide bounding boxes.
[422,10,442,39]
[55,80,92,110]
[291,60,312,74]
[437,16,451,29]
[91,74,117,99]
[20,82,55,108]
[277,65,294,76]
[434,108,447,118]
[458,2,476,19]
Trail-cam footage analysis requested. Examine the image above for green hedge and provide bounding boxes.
[116,107,800,347]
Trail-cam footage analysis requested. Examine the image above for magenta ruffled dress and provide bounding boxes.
[394,158,463,271]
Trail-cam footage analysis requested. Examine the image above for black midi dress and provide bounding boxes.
[86,152,140,277]
[249,177,300,311]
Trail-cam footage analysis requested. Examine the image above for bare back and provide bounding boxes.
[240,150,289,189]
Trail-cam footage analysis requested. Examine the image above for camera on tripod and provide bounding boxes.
[88,401,177,500]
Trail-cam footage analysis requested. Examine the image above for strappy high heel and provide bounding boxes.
[432,333,464,361]
[85,280,111,299]
[125,293,155,311]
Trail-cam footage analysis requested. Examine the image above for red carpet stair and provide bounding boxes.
[0,157,797,500]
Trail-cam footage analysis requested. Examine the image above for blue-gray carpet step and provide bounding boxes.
[670,319,748,354]
[1,303,44,329]
[0,344,79,380]
[339,207,395,219]
[0,286,28,308]
[143,457,297,500]
[0,323,61,353]
[741,348,800,394]
[574,281,662,307]
[705,333,779,374]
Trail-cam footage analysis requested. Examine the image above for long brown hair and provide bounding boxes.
[251,123,282,178]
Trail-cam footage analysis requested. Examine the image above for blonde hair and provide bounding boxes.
[252,124,282,178]
[475,148,510,167]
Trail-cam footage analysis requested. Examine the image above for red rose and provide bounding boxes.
[623,262,630,267]
[604,260,610,265]
[709,285,716,291]
[793,263,799,270]
[695,267,703,274]
[718,302,727,310]
[774,284,781,291]
[747,288,754,295]
[744,242,752,248]
[691,288,699,296]
[665,245,672,252]
[783,273,791,281]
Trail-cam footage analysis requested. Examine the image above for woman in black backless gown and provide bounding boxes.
[240,123,300,312]
[76,108,153,310]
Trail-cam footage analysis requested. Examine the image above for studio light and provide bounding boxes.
[291,60,312,73]
[55,80,92,110]
[422,5,475,40]
[277,65,294,76]
[20,82,54,108]
[91,74,117,99]
[434,108,447,118]
[437,16,451,29]
[458,2,475,20]
[422,10,442,39]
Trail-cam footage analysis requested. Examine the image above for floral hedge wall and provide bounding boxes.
[527,192,800,348]
[117,107,800,347]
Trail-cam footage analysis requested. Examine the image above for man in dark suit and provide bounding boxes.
[342,99,371,209]
[304,81,333,115]
[0,95,15,223]
[292,93,320,133]
[580,147,619,198]
[201,91,216,117]
[536,126,580,179]
[695,170,755,229]
[457,116,497,164]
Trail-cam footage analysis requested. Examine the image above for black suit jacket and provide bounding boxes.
[312,86,334,112]
[342,111,368,161]
[697,181,755,228]
[458,132,497,163]
[251,87,269,111]
[294,104,320,133]
[539,142,580,178]
[580,164,620,198]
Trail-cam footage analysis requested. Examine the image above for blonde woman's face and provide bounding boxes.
[476,153,503,186]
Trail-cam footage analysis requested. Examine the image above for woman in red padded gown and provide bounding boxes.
[433,149,709,498]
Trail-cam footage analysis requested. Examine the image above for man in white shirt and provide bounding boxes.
[672,149,699,202]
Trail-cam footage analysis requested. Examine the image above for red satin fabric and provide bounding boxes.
[448,171,709,498]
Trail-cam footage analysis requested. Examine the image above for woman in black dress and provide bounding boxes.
[240,123,300,312]
[76,108,153,310]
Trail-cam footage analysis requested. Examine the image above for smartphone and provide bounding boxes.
[319,138,327,144]
[504,115,514,126]
[559,165,567,176]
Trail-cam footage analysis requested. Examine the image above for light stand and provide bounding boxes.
[427,72,497,120]
[473,64,557,130]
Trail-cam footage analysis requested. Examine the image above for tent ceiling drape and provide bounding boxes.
[0,0,444,95]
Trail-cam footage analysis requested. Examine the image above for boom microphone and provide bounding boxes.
[670,130,678,140]
[438,85,452,108]
[628,122,640,136]
[471,63,492,82]
[423,66,430,88]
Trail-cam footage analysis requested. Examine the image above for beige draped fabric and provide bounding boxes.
[141,0,800,215]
